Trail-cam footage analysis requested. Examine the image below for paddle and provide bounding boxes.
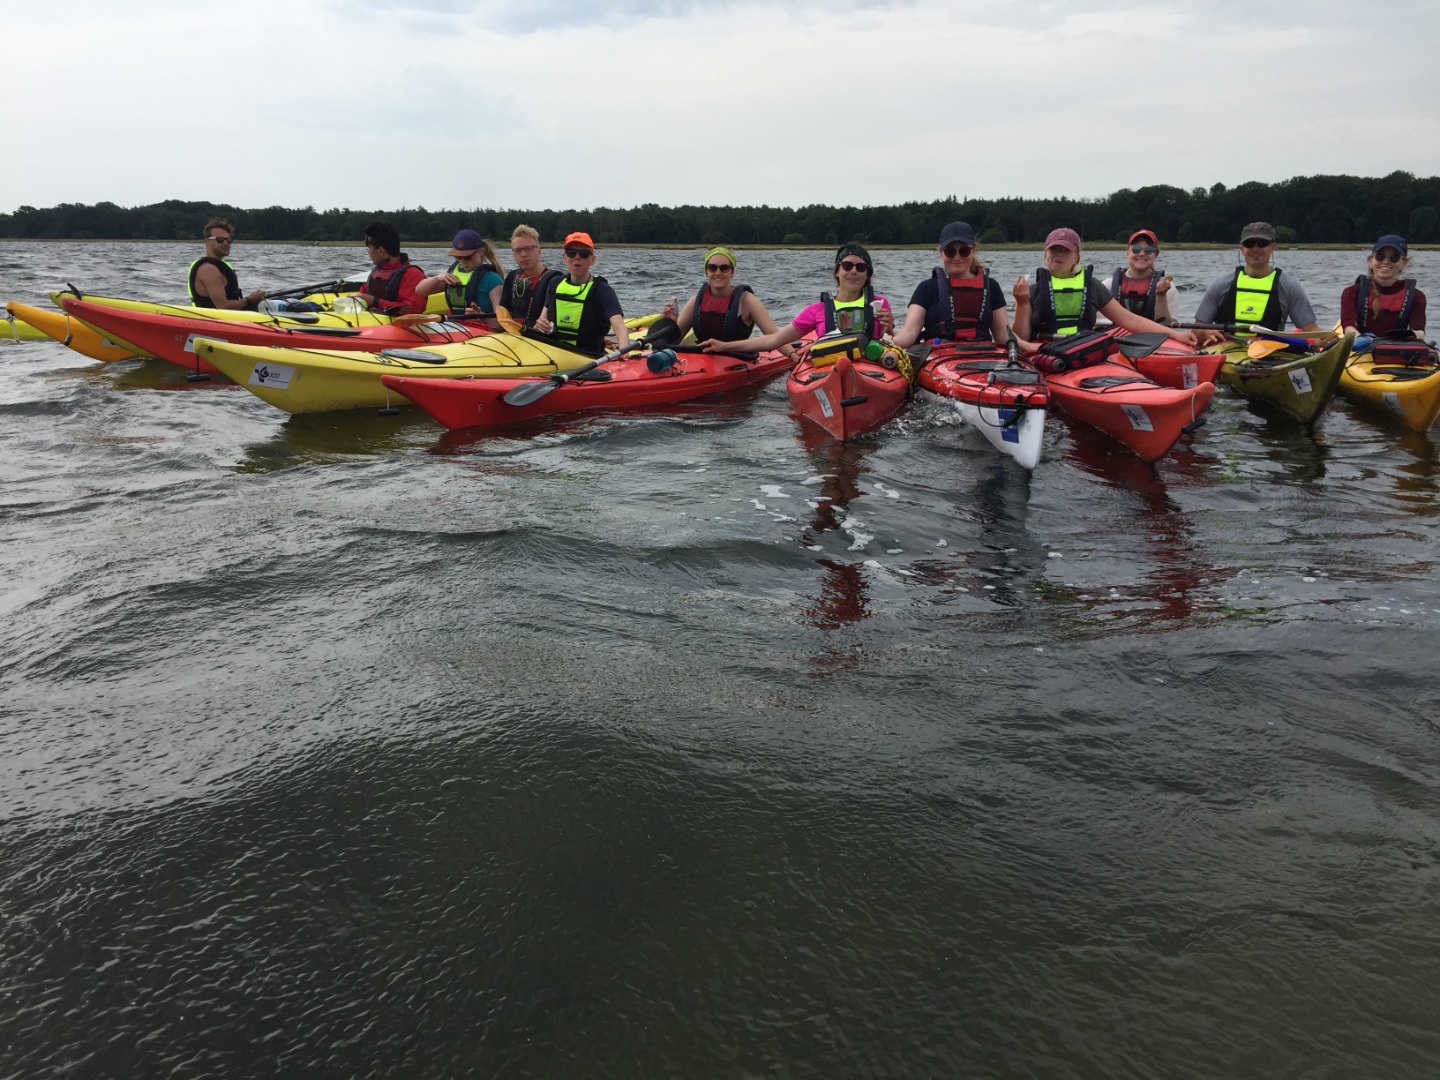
[265,272,368,300]
[1173,321,1333,340]
[502,317,681,406]
[1247,338,1302,359]
[494,305,524,334]
[1111,332,1171,360]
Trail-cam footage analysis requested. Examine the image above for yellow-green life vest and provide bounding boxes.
[1233,269,1278,327]
[553,277,595,347]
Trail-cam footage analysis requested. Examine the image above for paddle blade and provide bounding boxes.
[1113,332,1169,359]
[641,316,681,348]
[494,305,523,334]
[503,363,596,407]
[1246,338,1292,359]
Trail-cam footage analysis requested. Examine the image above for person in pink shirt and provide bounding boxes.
[701,243,895,354]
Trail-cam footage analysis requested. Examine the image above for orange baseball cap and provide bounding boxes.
[563,231,595,250]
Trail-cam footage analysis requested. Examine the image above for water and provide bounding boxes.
[3,241,1439,1079]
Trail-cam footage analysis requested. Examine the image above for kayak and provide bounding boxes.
[915,341,1048,469]
[50,291,399,329]
[1,306,50,342]
[1046,359,1215,462]
[1214,332,1353,425]
[1338,339,1440,432]
[787,335,911,440]
[192,331,603,414]
[6,300,145,361]
[1108,332,1224,389]
[57,295,494,375]
[382,344,790,431]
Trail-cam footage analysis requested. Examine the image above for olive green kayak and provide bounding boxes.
[1214,332,1354,425]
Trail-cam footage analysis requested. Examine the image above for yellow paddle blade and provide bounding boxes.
[1247,338,1292,359]
[392,313,441,327]
[494,305,523,334]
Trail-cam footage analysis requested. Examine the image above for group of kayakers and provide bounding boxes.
[187,214,1430,358]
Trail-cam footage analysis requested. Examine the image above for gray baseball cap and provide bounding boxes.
[1239,221,1277,244]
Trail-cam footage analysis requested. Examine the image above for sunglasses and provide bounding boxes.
[564,247,593,258]
[1241,239,1273,250]
[1130,243,1157,255]
[943,244,974,258]
[1372,250,1404,263]
[838,260,869,273]
[705,262,733,273]
[208,235,233,243]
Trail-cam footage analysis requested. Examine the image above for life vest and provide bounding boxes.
[1107,266,1163,320]
[365,255,422,308]
[689,283,754,341]
[443,260,500,314]
[821,286,875,337]
[187,257,242,308]
[502,268,562,325]
[923,266,992,341]
[1032,266,1094,337]
[1353,275,1418,334]
[1222,267,1284,330]
[543,274,612,353]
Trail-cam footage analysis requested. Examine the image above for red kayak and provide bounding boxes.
[787,337,910,440]
[58,295,493,377]
[1045,359,1215,462]
[380,345,790,430]
[1108,331,1224,389]
[915,342,1048,469]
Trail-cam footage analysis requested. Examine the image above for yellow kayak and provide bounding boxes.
[51,291,400,329]
[6,301,145,361]
[1338,340,1440,432]
[193,331,600,414]
[1,305,51,342]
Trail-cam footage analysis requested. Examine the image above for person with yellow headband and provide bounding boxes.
[662,246,797,358]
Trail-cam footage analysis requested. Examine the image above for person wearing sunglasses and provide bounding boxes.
[415,228,504,317]
[499,225,563,328]
[664,246,796,358]
[1191,222,1318,346]
[702,243,895,355]
[188,217,266,310]
[893,222,1008,348]
[1107,229,1175,325]
[1340,234,1426,338]
[356,219,428,316]
[1012,228,1196,351]
[533,231,629,353]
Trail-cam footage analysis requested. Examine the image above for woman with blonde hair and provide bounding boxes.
[1341,234,1427,338]
[893,221,1008,347]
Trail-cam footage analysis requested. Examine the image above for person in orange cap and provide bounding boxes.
[533,231,629,353]
[1109,229,1176,325]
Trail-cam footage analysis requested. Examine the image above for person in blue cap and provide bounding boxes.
[416,229,505,316]
[893,221,1009,347]
[1341,234,1427,338]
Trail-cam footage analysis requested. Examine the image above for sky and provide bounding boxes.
[3,0,1439,215]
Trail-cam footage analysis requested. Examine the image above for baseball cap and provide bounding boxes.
[938,221,976,246]
[1371,234,1408,256]
[1239,222,1277,244]
[1044,228,1081,252]
[447,228,484,257]
[563,231,595,251]
[1129,228,1158,246]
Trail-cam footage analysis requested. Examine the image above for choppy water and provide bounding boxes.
[2,241,1439,1079]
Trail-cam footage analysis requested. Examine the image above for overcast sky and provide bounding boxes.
[4,0,1438,214]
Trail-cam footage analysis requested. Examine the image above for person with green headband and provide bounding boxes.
[662,246,796,358]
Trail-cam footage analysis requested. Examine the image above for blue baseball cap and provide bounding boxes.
[448,228,485,256]
[1371,234,1408,256]
[938,221,976,246]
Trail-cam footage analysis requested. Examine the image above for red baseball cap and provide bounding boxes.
[1129,229,1158,245]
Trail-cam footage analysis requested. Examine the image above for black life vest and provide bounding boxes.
[821,286,875,337]
[1031,266,1095,336]
[923,267,993,341]
[1353,275,1418,334]
[187,257,242,308]
[1107,267,1163,320]
[501,268,563,325]
[689,283,754,342]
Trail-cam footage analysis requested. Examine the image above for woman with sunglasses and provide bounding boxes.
[414,229,505,316]
[1108,229,1175,325]
[1191,222,1318,346]
[664,246,796,358]
[893,222,1008,348]
[1341,234,1426,338]
[701,242,895,354]
[533,231,629,353]
[1012,228,1197,351]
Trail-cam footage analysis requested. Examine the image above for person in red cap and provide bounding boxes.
[415,229,505,316]
[357,219,427,316]
[1012,227,1196,351]
[1340,234,1426,338]
[1108,229,1176,325]
[533,231,629,353]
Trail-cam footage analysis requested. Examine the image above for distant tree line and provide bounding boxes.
[3,172,1438,246]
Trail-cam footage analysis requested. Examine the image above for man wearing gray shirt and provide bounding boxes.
[1193,221,1319,346]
